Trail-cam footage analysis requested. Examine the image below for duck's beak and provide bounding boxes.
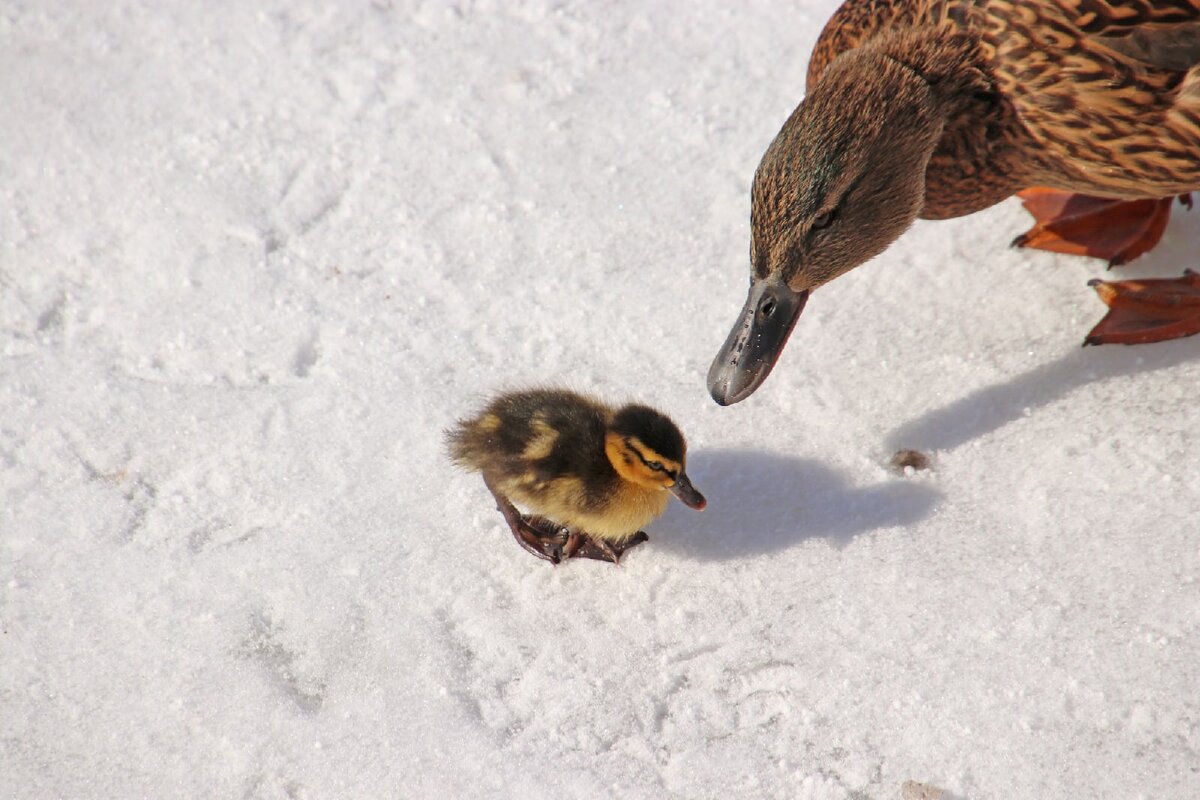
[707,278,809,405]
[669,472,706,510]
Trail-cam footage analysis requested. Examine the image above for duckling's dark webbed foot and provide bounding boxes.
[1012,189,1190,268]
[484,478,568,564]
[563,530,649,565]
[510,515,569,564]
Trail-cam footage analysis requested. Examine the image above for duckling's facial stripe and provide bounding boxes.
[624,437,682,481]
[605,433,680,490]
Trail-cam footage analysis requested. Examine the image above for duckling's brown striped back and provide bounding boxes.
[447,389,620,510]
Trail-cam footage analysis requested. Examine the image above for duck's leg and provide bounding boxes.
[1083,270,1200,346]
[483,477,567,564]
[1012,189,1191,268]
[562,529,649,565]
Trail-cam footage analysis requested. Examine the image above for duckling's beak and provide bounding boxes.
[707,278,809,405]
[669,472,706,510]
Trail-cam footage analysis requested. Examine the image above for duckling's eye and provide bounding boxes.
[647,460,663,472]
[812,209,836,230]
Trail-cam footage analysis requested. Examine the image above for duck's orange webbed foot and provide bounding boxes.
[1084,270,1200,346]
[1013,189,1191,268]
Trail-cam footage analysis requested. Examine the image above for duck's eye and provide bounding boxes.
[647,460,663,472]
[812,209,836,230]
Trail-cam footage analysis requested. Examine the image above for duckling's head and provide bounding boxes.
[604,405,706,510]
[708,44,946,405]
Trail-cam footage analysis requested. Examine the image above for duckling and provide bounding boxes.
[446,389,706,564]
[708,0,1200,405]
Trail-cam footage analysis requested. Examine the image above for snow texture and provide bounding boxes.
[2,2,1198,798]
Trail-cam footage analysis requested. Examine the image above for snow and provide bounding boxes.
[2,2,1198,798]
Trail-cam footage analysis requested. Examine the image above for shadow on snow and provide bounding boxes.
[651,448,942,561]
[885,336,1198,453]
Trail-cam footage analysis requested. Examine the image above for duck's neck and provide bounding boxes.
[855,29,1027,219]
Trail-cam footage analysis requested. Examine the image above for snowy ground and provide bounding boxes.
[3,2,1199,798]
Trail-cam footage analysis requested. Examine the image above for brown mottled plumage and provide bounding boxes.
[447,389,706,565]
[808,0,1200,207]
[708,0,1200,406]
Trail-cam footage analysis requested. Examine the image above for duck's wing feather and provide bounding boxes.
[1096,22,1200,72]
[1072,0,1200,73]
[1071,0,1200,36]
[982,0,1200,196]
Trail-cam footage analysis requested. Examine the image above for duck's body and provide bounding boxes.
[447,389,705,564]
[709,0,1200,405]
[809,0,1200,213]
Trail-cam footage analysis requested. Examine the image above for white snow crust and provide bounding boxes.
[3,3,1198,798]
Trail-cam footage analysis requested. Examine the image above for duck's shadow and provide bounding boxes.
[885,337,1198,453]
[652,449,942,561]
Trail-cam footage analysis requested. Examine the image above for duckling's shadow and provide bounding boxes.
[886,338,1198,453]
[652,449,942,561]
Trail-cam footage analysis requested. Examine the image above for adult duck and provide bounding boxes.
[709,0,1200,405]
